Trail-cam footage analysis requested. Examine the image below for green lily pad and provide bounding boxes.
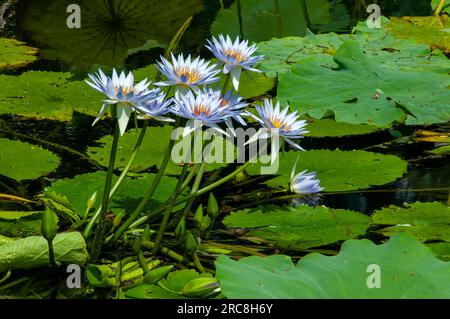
[0,138,60,181]
[0,232,87,272]
[223,205,370,250]
[211,0,337,43]
[431,145,450,155]
[44,171,179,216]
[216,234,450,298]
[0,211,42,220]
[0,214,42,237]
[278,40,450,126]
[0,38,38,71]
[124,269,212,299]
[87,126,239,175]
[218,71,274,99]
[246,150,408,192]
[0,71,104,120]
[16,0,203,70]
[428,242,450,261]
[372,201,450,242]
[305,118,381,137]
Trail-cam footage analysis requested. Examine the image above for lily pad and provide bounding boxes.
[0,38,38,71]
[16,0,203,69]
[216,234,450,298]
[218,71,274,99]
[44,171,179,216]
[372,201,450,242]
[0,211,42,220]
[87,126,239,175]
[278,40,450,126]
[0,232,87,272]
[0,71,103,121]
[223,205,370,250]
[0,138,60,181]
[0,214,42,237]
[246,150,408,192]
[305,118,381,137]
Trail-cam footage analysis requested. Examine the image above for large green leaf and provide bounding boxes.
[87,127,239,175]
[0,232,87,272]
[16,0,203,69]
[216,234,450,298]
[210,0,344,43]
[278,40,450,126]
[223,205,370,250]
[246,150,408,192]
[305,118,381,137]
[0,138,60,181]
[0,71,103,120]
[0,38,38,71]
[44,171,178,216]
[372,201,450,242]
[0,214,42,237]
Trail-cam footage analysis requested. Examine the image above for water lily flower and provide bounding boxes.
[155,53,220,93]
[86,68,156,136]
[200,87,248,130]
[134,90,174,122]
[246,99,309,151]
[206,34,264,90]
[290,170,324,195]
[172,89,232,137]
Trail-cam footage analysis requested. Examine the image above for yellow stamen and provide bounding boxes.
[193,104,211,117]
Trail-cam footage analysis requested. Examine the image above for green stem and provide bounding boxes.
[221,74,231,95]
[152,165,189,254]
[47,240,57,268]
[182,162,206,219]
[108,119,180,244]
[0,270,11,285]
[142,240,193,266]
[90,104,120,261]
[83,121,149,239]
[129,161,253,229]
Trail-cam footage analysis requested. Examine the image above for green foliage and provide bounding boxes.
[44,171,179,217]
[305,118,381,137]
[278,41,450,126]
[372,201,450,242]
[223,205,370,250]
[246,150,408,191]
[0,232,87,272]
[0,138,60,181]
[216,234,450,298]
[0,38,38,71]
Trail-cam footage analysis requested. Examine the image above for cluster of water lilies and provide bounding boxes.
[85,34,323,255]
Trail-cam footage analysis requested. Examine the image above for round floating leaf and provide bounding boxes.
[0,211,42,220]
[0,71,103,120]
[223,205,370,250]
[0,38,38,71]
[372,201,450,242]
[16,0,203,69]
[246,150,408,192]
[87,126,238,175]
[278,40,450,126]
[0,138,60,181]
[216,234,450,298]
[217,71,274,99]
[305,118,381,137]
[44,171,179,216]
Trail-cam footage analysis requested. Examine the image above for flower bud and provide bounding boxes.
[182,277,220,298]
[87,191,98,211]
[41,207,58,242]
[143,265,173,285]
[185,231,197,254]
[207,193,219,219]
[113,210,126,228]
[175,217,186,241]
[193,204,204,228]
[141,225,152,243]
[200,215,212,232]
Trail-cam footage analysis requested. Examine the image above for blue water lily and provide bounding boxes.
[155,53,220,93]
[86,68,156,136]
[246,99,309,150]
[134,90,174,123]
[172,89,233,137]
[206,34,264,90]
[290,170,324,195]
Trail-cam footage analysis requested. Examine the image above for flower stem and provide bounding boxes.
[151,165,188,254]
[83,121,149,239]
[221,73,231,95]
[108,119,180,244]
[90,104,120,261]
[47,239,57,268]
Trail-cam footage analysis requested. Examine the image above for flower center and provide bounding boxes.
[193,104,211,117]
[116,85,133,96]
[220,98,231,108]
[176,68,201,84]
[225,49,246,63]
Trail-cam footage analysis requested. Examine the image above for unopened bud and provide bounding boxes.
[143,265,173,285]
[207,193,219,219]
[41,207,58,241]
[182,277,220,298]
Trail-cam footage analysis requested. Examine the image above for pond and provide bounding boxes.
[0,0,449,299]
